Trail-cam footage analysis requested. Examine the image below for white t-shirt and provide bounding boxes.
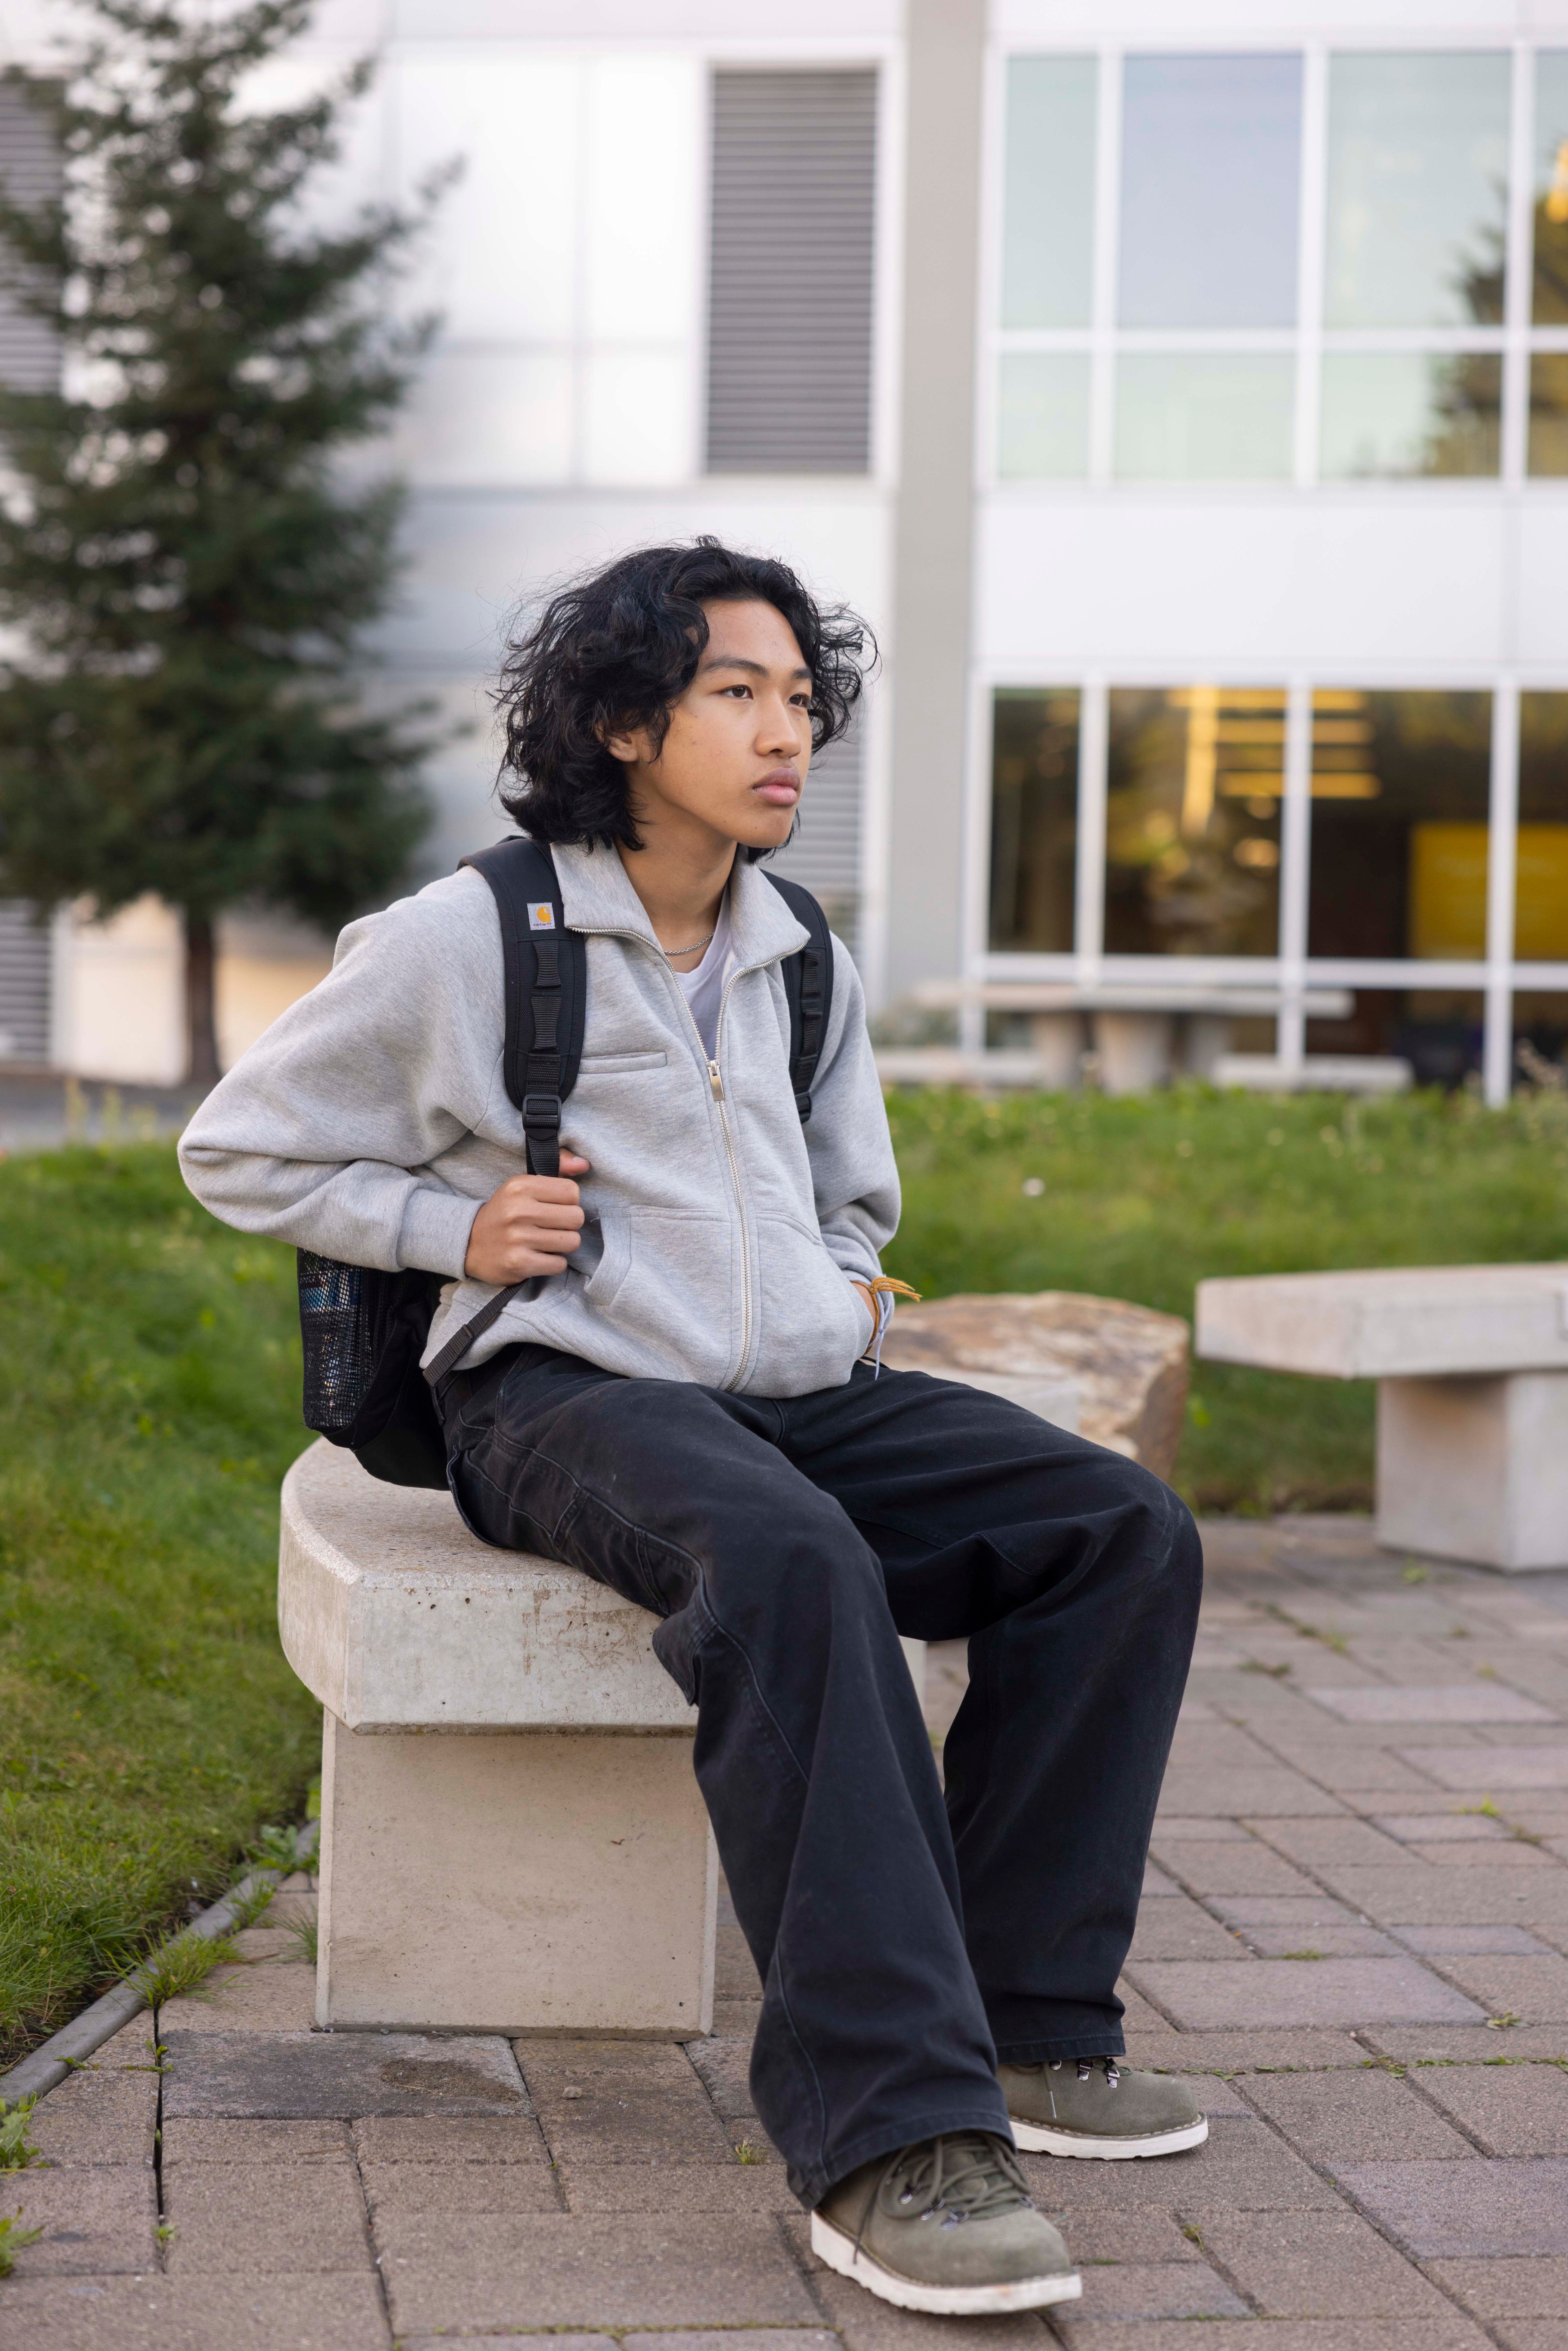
[673,899,737,1061]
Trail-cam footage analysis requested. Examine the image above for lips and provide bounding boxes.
[754,769,800,806]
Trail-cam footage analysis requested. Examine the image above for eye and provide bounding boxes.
[720,684,752,699]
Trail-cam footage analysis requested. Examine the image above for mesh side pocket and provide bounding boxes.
[297,1250,373,1433]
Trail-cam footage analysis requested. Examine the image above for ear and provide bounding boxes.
[599,718,650,766]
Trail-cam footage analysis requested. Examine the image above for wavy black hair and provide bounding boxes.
[494,537,874,856]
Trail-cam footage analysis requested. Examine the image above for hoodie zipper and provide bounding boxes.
[702,971,751,1389]
[570,922,756,1391]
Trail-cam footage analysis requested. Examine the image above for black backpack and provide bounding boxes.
[296,839,835,1489]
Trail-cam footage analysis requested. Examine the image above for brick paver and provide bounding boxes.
[8,1522,1568,2346]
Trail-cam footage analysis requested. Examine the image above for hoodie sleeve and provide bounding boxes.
[802,937,900,1314]
[177,876,502,1279]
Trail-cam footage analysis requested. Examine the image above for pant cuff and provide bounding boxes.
[993,2030,1127,2063]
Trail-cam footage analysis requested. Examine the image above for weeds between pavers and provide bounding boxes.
[284,1911,319,1966]
[0,2210,42,2276]
[0,2102,38,2173]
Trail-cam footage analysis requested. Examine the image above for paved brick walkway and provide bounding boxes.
[9,1516,1568,2349]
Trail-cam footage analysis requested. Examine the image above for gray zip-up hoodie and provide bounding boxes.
[178,840,900,1397]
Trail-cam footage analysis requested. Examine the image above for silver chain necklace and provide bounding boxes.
[661,928,716,960]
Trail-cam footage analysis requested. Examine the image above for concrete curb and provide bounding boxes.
[0,1820,319,2104]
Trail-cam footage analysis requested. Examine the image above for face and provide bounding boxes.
[606,598,813,856]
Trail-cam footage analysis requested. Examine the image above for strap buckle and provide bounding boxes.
[521,1092,561,1130]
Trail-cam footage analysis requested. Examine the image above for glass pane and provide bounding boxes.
[1319,352,1501,478]
[1517,694,1568,962]
[1114,354,1294,480]
[1533,51,1568,324]
[1324,51,1510,328]
[1528,352,1568,475]
[1306,988,1483,1083]
[1002,56,1097,329]
[997,354,1091,479]
[1105,686,1284,956]
[989,691,1080,952]
[1118,52,1302,328]
[1513,992,1568,1084]
[1306,691,1492,958]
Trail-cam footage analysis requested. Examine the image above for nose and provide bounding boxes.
[757,689,808,761]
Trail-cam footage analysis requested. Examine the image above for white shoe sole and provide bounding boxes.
[809,2213,1082,2315]
[1009,2113,1209,2161]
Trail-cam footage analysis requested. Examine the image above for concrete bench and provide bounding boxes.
[1196,1265,1568,1573]
[278,1439,927,2037]
[909,981,1354,1094]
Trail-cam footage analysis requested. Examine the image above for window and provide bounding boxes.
[1530,54,1568,474]
[1323,53,1508,330]
[994,44,1568,486]
[1118,53,1301,329]
[1114,356,1294,482]
[706,69,878,473]
[1306,692,1492,961]
[989,691,1080,950]
[1105,688,1285,957]
[1518,694,1568,961]
[1001,57,1095,329]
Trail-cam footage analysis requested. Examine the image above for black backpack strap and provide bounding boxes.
[460,838,586,1179]
[764,874,835,1126]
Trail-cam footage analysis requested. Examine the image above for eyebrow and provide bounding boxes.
[699,653,813,681]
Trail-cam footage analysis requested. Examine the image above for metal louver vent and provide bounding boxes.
[766,728,863,958]
[0,79,61,394]
[0,82,62,1067]
[706,69,877,474]
[0,902,50,1065]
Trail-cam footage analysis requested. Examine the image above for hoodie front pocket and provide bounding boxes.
[752,1215,866,1393]
[586,1208,735,1388]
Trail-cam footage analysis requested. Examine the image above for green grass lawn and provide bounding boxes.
[2,1087,1565,2059]
[0,1145,316,2066]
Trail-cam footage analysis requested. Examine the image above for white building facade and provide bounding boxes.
[2,0,1565,1101]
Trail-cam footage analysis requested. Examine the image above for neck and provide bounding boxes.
[617,827,737,958]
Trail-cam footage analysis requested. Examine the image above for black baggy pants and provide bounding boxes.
[437,1345,1202,2209]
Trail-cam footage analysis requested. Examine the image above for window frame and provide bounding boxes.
[982,36,1568,493]
[969,660,1568,1104]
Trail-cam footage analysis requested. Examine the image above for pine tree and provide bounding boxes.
[0,0,440,1083]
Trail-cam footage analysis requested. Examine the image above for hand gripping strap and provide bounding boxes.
[764,874,835,1125]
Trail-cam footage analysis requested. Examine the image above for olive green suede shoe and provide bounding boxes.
[811,2131,1081,2315]
[1000,2058,1207,2160]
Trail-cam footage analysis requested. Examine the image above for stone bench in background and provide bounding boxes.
[1196,1263,1568,1573]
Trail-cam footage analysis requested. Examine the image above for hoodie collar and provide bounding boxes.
[551,840,809,971]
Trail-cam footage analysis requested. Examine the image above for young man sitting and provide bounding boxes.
[180,537,1205,2318]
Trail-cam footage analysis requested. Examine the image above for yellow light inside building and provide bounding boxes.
[1410,823,1489,958]
[1516,825,1568,958]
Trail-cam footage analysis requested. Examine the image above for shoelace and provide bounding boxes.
[1048,2057,1122,2088]
[869,2131,1031,2238]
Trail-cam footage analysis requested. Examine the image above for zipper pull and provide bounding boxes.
[708,1060,724,1100]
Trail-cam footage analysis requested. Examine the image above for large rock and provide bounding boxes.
[879,1291,1191,1481]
